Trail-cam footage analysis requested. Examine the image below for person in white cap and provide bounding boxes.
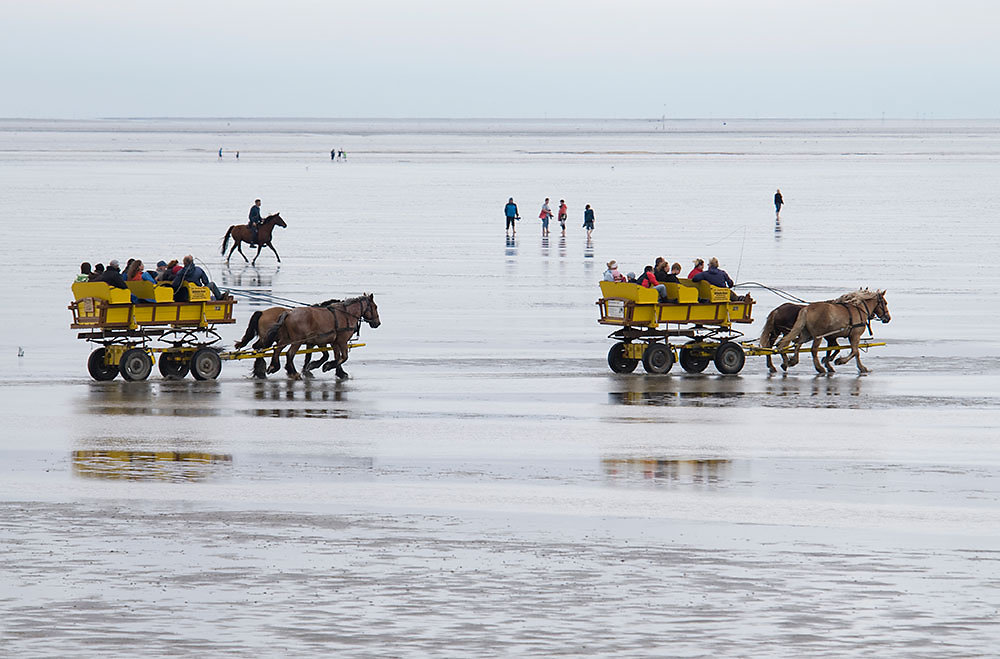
[603,260,625,282]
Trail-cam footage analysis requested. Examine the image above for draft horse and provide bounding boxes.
[260,294,381,380]
[233,298,344,379]
[221,213,287,266]
[759,302,845,373]
[776,289,890,374]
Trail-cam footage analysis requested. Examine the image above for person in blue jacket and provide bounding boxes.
[691,257,734,288]
[248,199,263,245]
[504,198,520,236]
[173,255,226,301]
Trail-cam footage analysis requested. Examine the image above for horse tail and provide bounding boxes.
[759,308,779,348]
[261,311,289,349]
[233,310,262,350]
[777,306,810,349]
[221,226,234,255]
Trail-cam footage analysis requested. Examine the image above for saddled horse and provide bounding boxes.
[260,294,381,380]
[221,213,287,266]
[776,289,890,374]
[759,302,845,373]
[233,298,341,378]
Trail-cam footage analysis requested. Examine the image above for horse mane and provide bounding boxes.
[314,295,366,308]
[313,298,342,307]
[833,288,881,305]
[264,213,281,221]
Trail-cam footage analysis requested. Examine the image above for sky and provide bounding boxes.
[1,0,997,119]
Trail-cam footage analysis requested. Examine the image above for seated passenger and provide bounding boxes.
[639,265,669,302]
[688,258,705,280]
[654,258,672,283]
[173,254,227,300]
[154,260,170,282]
[96,259,128,289]
[691,257,734,288]
[603,260,626,282]
[88,262,105,281]
[659,262,682,284]
[126,259,157,302]
[76,262,92,283]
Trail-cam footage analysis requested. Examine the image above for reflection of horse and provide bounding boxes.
[776,289,890,374]
[260,294,381,380]
[221,213,287,266]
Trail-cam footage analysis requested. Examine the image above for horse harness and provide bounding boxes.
[835,299,876,337]
[322,297,370,337]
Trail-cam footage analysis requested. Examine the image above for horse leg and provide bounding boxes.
[285,342,302,380]
[822,338,841,373]
[266,242,281,263]
[308,348,329,373]
[235,241,249,263]
[810,339,825,374]
[266,346,282,374]
[252,357,268,379]
[834,332,861,367]
[301,348,314,379]
[252,244,264,266]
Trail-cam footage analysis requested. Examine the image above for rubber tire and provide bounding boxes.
[679,341,711,373]
[120,348,153,381]
[190,348,222,380]
[714,341,746,375]
[641,343,674,374]
[158,353,190,379]
[87,348,119,381]
[607,342,639,374]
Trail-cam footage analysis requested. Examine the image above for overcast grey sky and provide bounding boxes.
[1,0,996,119]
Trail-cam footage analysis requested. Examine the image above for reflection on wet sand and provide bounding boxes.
[610,375,865,408]
[603,458,731,486]
[83,381,223,416]
[253,380,345,402]
[219,265,279,288]
[73,450,232,482]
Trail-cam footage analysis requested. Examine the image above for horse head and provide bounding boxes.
[361,293,381,328]
[266,213,287,228]
[873,289,890,323]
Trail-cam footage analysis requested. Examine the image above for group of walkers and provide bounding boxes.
[603,256,747,303]
[504,198,595,239]
[76,255,226,302]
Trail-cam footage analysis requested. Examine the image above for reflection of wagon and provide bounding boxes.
[70,281,363,381]
[597,280,885,375]
[597,279,755,374]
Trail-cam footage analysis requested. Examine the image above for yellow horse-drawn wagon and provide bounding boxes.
[597,278,755,375]
[70,280,236,381]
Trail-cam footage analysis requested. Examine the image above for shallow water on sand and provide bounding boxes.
[2,119,1000,656]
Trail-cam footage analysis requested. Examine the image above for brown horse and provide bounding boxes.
[776,289,890,374]
[233,299,343,378]
[221,213,287,266]
[261,294,381,380]
[759,302,845,373]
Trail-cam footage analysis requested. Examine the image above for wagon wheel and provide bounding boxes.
[713,341,746,375]
[119,348,153,381]
[607,342,638,373]
[678,341,711,373]
[190,348,222,380]
[87,348,119,381]
[641,343,674,374]
[158,352,190,379]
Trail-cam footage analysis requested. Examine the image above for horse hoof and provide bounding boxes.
[322,363,335,373]
[336,371,348,380]
[288,372,301,381]
[266,366,279,375]
[302,371,314,379]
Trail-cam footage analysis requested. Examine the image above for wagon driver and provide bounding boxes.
[248,198,263,246]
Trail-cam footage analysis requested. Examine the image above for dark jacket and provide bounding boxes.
[249,205,262,224]
[656,270,679,284]
[692,266,734,288]
[97,266,128,289]
[175,263,211,288]
[583,208,594,224]
[774,192,783,208]
[504,202,518,218]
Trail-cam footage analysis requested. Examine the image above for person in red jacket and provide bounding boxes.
[557,200,568,237]
[688,258,705,279]
[639,266,668,302]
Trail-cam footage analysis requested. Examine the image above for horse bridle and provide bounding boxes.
[323,296,372,336]
[838,295,885,337]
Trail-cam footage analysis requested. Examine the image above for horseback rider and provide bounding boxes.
[248,199,263,246]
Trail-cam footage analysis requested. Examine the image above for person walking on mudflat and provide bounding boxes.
[774,189,784,219]
[504,197,520,236]
[583,204,595,239]
[539,198,553,237]
[558,199,568,237]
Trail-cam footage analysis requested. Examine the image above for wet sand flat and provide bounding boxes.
[1,119,1000,655]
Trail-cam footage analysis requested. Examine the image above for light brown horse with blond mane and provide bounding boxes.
[260,294,381,380]
[776,289,890,374]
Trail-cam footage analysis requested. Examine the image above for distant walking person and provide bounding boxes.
[539,198,553,237]
[235,151,239,159]
[583,204,595,239]
[558,199,568,237]
[504,197,520,236]
[331,149,336,160]
[248,198,263,245]
[774,188,784,219]
[218,147,223,158]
